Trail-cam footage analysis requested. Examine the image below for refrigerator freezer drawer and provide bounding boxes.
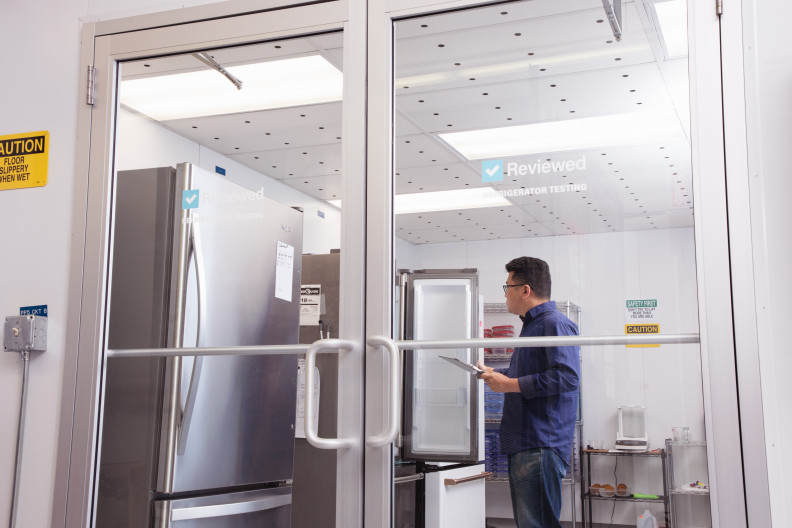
[425,464,486,528]
[172,494,290,521]
[155,488,291,527]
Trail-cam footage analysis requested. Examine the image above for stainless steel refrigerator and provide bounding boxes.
[96,163,303,527]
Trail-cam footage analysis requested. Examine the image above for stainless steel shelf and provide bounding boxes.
[583,493,665,503]
[484,354,512,362]
[666,440,707,446]
[582,450,664,457]
[487,477,580,484]
[666,438,710,528]
[484,301,581,315]
[669,488,710,496]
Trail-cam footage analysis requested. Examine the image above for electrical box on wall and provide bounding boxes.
[3,315,48,353]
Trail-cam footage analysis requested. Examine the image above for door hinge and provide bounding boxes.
[716,0,723,16]
[86,65,95,106]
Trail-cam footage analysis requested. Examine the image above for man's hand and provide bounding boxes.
[477,360,521,393]
[477,360,494,374]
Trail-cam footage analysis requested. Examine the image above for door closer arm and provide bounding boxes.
[192,52,243,90]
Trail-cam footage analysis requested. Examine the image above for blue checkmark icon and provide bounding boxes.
[182,189,200,209]
[482,160,504,182]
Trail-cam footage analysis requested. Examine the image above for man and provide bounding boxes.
[478,256,580,528]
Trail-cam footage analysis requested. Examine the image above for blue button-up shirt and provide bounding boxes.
[497,301,580,463]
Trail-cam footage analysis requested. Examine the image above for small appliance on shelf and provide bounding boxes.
[615,405,649,451]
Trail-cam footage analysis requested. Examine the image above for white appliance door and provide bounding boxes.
[403,272,482,462]
[425,464,487,528]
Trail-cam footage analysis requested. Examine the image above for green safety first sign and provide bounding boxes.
[625,299,659,322]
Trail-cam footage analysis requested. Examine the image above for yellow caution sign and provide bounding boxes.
[0,131,49,191]
[625,324,660,347]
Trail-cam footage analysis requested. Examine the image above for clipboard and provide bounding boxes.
[439,356,485,378]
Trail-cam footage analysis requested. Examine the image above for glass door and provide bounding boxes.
[60,3,366,528]
[366,1,745,527]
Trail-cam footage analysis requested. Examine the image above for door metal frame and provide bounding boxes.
[719,0,781,525]
[55,0,763,526]
[365,0,749,527]
[53,2,366,527]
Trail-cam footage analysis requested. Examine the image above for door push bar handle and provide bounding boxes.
[305,339,356,450]
[444,472,492,486]
[365,336,401,448]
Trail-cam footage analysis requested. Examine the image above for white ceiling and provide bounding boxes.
[119,0,692,244]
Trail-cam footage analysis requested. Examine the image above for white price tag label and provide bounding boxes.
[275,241,294,301]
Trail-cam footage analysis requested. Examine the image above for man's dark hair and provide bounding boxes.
[505,257,552,299]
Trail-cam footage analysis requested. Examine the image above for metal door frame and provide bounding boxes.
[54,2,367,527]
[364,0,751,527]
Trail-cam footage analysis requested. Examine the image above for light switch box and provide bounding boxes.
[3,315,47,353]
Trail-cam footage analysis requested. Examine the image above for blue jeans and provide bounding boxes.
[508,448,568,528]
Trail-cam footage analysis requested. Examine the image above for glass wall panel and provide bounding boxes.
[392,2,710,527]
[96,34,344,528]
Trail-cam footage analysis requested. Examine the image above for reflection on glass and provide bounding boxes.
[393,2,708,527]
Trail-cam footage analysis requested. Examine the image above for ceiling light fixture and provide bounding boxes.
[654,0,688,58]
[120,55,343,121]
[328,187,510,214]
[438,109,686,160]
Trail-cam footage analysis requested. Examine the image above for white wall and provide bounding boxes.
[399,227,703,523]
[1,3,96,527]
[395,236,416,270]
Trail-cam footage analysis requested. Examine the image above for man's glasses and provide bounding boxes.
[503,284,527,293]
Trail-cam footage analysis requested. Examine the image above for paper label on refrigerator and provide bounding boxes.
[295,359,320,439]
[275,241,294,301]
[300,285,321,325]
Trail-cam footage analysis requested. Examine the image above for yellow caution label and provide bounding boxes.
[0,131,49,191]
[625,324,660,347]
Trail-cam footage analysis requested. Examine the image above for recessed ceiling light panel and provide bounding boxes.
[329,187,511,214]
[120,55,343,121]
[438,109,686,160]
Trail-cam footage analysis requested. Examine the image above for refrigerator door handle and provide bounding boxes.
[178,217,207,456]
[192,217,208,350]
[396,272,409,449]
[305,339,356,449]
[170,494,292,521]
[443,471,492,486]
[365,336,401,447]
